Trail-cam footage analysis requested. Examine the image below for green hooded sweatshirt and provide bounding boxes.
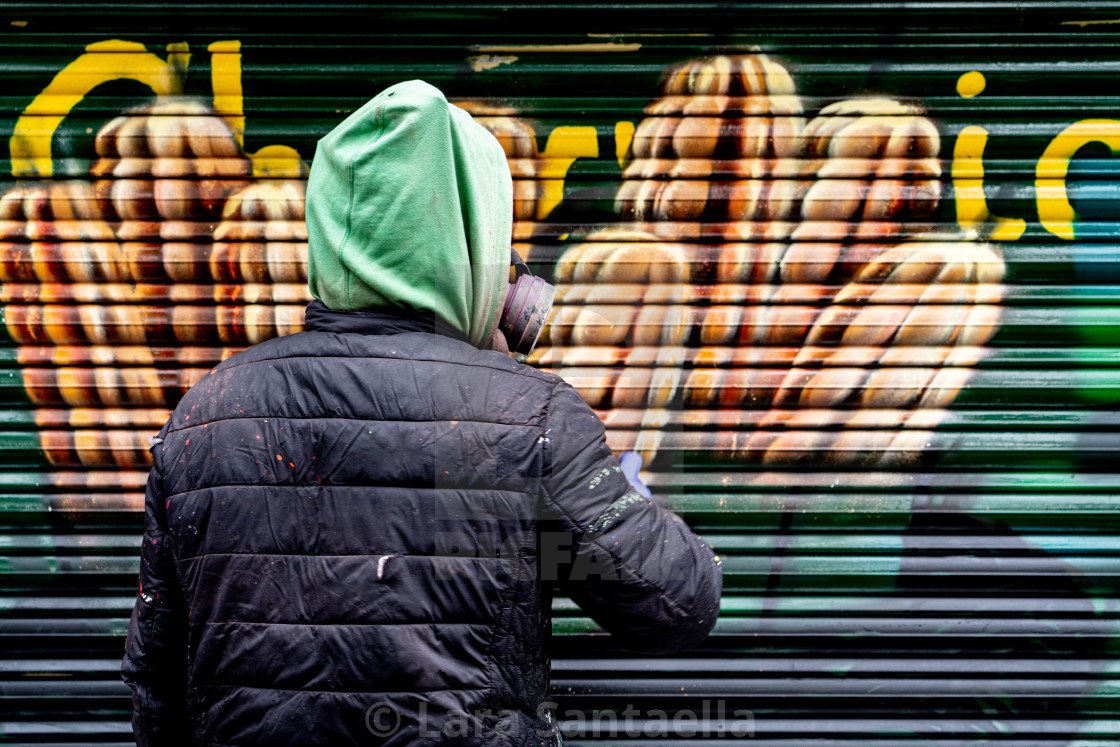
[306,80,512,347]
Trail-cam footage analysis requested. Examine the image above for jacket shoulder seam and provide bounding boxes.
[207,348,557,384]
[164,413,542,436]
[162,482,529,500]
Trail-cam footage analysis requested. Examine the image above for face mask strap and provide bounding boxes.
[510,247,531,281]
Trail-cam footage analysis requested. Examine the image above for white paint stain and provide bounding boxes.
[377,554,398,581]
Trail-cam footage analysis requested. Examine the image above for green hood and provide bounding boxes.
[306,80,512,347]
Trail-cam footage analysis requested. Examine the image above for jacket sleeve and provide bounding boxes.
[540,381,723,653]
[121,446,191,747]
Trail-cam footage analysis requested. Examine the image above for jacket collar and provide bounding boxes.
[304,300,470,343]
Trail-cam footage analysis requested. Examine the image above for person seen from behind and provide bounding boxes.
[122,80,722,746]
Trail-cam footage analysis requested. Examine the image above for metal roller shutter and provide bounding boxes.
[1,2,1119,744]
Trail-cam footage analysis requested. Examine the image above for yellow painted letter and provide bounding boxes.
[536,126,599,220]
[209,40,305,177]
[10,40,190,177]
[1036,119,1120,240]
[952,125,1025,241]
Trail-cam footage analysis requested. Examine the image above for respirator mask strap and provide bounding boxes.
[510,247,532,281]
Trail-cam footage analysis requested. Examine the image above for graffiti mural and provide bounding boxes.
[0,101,305,474]
[534,54,1007,468]
[1,28,1115,746]
[0,51,1007,477]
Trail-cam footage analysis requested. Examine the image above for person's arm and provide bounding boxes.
[121,442,191,747]
[540,381,722,653]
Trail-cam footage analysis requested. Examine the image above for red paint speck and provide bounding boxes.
[185,439,189,446]
[276,455,283,461]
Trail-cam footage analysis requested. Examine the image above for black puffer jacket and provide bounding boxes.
[122,302,723,747]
